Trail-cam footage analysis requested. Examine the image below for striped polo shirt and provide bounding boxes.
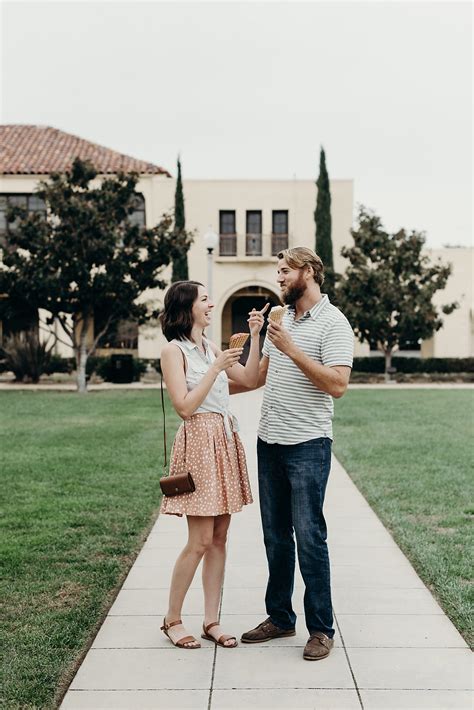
[258,294,354,445]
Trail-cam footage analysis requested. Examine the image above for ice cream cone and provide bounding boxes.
[268,306,287,325]
[229,333,249,349]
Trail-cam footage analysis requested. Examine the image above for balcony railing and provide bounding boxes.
[246,233,262,256]
[217,233,289,258]
[271,233,288,255]
[219,233,237,256]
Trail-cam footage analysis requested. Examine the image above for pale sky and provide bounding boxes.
[1,0,472,247]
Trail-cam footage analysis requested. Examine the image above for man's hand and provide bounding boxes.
[267,321,297,356]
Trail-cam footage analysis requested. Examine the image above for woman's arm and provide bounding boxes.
[161,343,243,419]
[209,305,268,389]
[229,355,269,394]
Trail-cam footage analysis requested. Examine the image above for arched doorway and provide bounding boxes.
[221,285,281,362]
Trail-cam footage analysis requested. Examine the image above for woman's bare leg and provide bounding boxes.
[164,515,214,647]
[202,514,236,646]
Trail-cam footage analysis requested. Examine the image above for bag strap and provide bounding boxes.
[160,344,188,474]
[160,371,167,468]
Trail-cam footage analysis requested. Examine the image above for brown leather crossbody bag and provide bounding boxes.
[159,364,196,498]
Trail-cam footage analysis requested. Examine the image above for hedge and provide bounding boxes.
[353,357,474,374]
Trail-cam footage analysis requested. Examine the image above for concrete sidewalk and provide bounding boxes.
[61,390,472,710]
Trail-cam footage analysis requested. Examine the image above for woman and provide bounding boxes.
[159,280,267,650]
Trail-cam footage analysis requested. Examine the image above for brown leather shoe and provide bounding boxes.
[303,632,334,660]
[241,617,296,644]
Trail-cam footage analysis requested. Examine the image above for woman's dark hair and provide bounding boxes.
[160,280,204,341]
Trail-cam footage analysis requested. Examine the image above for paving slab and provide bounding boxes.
[332,586,445,615]
[61,389,472,710]
[336,613,468,648]
[62,690,210,709]
[210,688,361,708]
[69,648,214,690]
[348,647,472,690]
[212,646,354,690]
[360,689,473,709]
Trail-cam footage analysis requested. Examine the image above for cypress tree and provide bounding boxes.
[314,147,336,298]
[171,156,189,281]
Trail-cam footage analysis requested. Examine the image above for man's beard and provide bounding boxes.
[282,274,306,305]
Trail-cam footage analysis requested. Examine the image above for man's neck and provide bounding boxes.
[294,288,323,319]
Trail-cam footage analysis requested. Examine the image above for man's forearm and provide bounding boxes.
[287,345,347,398]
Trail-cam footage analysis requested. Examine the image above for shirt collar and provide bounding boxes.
[309,294,330,320]
[182,337,209,355]
[288,294,329,321]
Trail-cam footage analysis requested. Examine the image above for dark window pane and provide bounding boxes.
[219,211,236,234]
[246,233,262,256]
[246,211,262,234]
[271,234,288,255]
[272,210,288,234]
[128,210,145,228]
[0,212,7,234]
[219,234,237,256]
[9,195,28,208]
[0,196,7,209]
[28,195,46,211]
[130,193,145,210]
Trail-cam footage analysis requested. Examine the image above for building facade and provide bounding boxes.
[1,125,472,361]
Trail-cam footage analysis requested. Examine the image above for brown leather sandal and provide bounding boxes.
[201,621,238,648]
[161,618,201,649]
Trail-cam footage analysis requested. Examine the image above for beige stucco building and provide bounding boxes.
[1,125,472,362]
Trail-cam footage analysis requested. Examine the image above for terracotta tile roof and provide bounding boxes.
[0,125,171,176]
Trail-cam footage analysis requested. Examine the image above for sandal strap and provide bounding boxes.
[161,618,182,631]
[204,621,220,634]
[177,635,197,646]
[218,635,237,645]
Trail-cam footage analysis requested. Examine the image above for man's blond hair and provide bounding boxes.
[277,247,325,287]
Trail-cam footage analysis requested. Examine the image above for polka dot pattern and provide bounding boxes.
[161,413,253,517]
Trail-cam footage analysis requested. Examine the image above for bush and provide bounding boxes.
[353,357,474,374]
[86,355,147,382]
[43,355,75,375]
[2,330,53,383]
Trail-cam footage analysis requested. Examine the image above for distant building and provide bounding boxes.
[1,125,472,360]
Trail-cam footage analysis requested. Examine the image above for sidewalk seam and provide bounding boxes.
[334,611,364,709]
[207,585,224,710]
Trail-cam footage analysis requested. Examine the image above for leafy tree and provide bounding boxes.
[314,146,336,298]
[337,206,458,380]
[0,157,191,392]
[171,156,190,281]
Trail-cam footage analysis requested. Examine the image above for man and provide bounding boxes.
[241,247,354,660]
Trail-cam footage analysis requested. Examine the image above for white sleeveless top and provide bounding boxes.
[171,338,238,438]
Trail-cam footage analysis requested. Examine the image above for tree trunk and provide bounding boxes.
[384,349,393,383]
[76,332,89,394]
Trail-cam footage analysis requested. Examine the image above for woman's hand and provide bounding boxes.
[212,348,244,373]
[248,302,270,337]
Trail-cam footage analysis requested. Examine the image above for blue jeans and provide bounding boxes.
[257,436,334,637]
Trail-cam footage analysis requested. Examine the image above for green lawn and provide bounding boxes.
[0,391,179,710]
[1,389,473,708]
[333,389,474,647]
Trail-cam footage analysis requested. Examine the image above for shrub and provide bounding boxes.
[353,357,474,374]
[43,355,75,375]
[2,330,53,383]
[86,355,147,382]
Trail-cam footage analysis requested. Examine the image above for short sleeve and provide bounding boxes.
[262,333,271,358]
[321,316,354,368]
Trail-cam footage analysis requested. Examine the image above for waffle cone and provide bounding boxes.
[229,333,249,349]
[268,306,287,325]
